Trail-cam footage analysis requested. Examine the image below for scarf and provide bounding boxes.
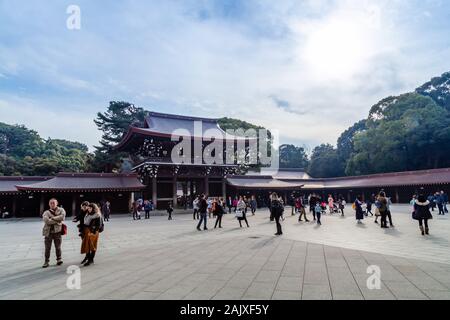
[84,212,101,226]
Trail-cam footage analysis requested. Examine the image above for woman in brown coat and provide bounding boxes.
[81,203,102,266]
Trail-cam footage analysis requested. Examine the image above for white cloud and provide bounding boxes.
[0,0,450,150]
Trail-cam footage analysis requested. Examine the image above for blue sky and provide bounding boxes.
[1,0,450,151]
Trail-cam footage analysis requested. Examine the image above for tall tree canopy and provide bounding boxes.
[416,71,450,112]
[91,101,149,172]
[218,117,266,133]
[310,71,450,178]
[336,119,367,167]
[308,144,343,178]
[279,144,309,168]
[0,123,89,176]
[94,101,148,151]
[346,93,450,175]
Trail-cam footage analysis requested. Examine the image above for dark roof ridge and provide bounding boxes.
[311,167,450,181]
[0,176,51,181]
[56,172,138,178]
[147,111,219,123]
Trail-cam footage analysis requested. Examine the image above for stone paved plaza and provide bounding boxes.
[1,205,450,300]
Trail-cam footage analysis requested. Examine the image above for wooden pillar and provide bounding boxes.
[190,181,194,197]
[222,178,226,201]
[39,194,45,217]
[12,197,17,218]
[395,188,400,204]
[129,192,135,211]
[347,191,351,203]
[172,176,177,208]
[184,182,188,210]
[204,176,209,196]
[71,194,77,217]
[152,177,157,208]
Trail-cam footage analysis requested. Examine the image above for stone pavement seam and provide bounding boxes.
[240,237,284,299]
[354,248,398,300]
[300,242,308,300]
[270,240,294,300]
[340,247,366,300]
[156,237,249,300]
[412,262,450,291]
[322,243,335,300]
[387,258,432,300]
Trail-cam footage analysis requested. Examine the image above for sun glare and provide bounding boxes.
[302,18,373,80]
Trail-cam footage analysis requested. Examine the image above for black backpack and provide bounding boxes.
[271,200,283,215]
[99,216,104,233]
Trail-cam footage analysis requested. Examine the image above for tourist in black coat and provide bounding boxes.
[270,193,284,236]
[214,198,224,228]
[413,194,433,236]
[309,194,318,221]
[73,201,90,237]
[196,195,208,231]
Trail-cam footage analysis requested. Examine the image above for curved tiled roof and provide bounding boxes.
[227,176,304,189]
[116,111,256,150]
[0,176,51,194]
[282,168,450,189]
[228,168,450,189]
[258,168,312,180]
[16,173,145,192]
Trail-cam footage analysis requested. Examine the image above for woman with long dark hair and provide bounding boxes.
[214,198,224,228]
[81,203,103,266]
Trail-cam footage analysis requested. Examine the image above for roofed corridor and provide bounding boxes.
[0,204,449,300]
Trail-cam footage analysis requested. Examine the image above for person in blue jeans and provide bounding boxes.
[314,202,322,225]
[144,200,152,219]
[436,192,445,215]
[196,194,208,231]
[441,191,448,213]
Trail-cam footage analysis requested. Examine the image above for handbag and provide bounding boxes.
[235,209,244,218]
[99,217,104,233]
[61,223,67,236]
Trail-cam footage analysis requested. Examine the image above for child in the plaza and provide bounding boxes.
[320,201,327,215]
[314,202,322,225]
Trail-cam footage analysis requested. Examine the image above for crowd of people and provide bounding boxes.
[39,188,448,268]
[131,199,154,220]
[131,198,174,220]
[426,191,449,215]
[192,194,251,230]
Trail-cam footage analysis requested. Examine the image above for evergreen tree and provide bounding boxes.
[90,101,149,172]
[279,144,309,168]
